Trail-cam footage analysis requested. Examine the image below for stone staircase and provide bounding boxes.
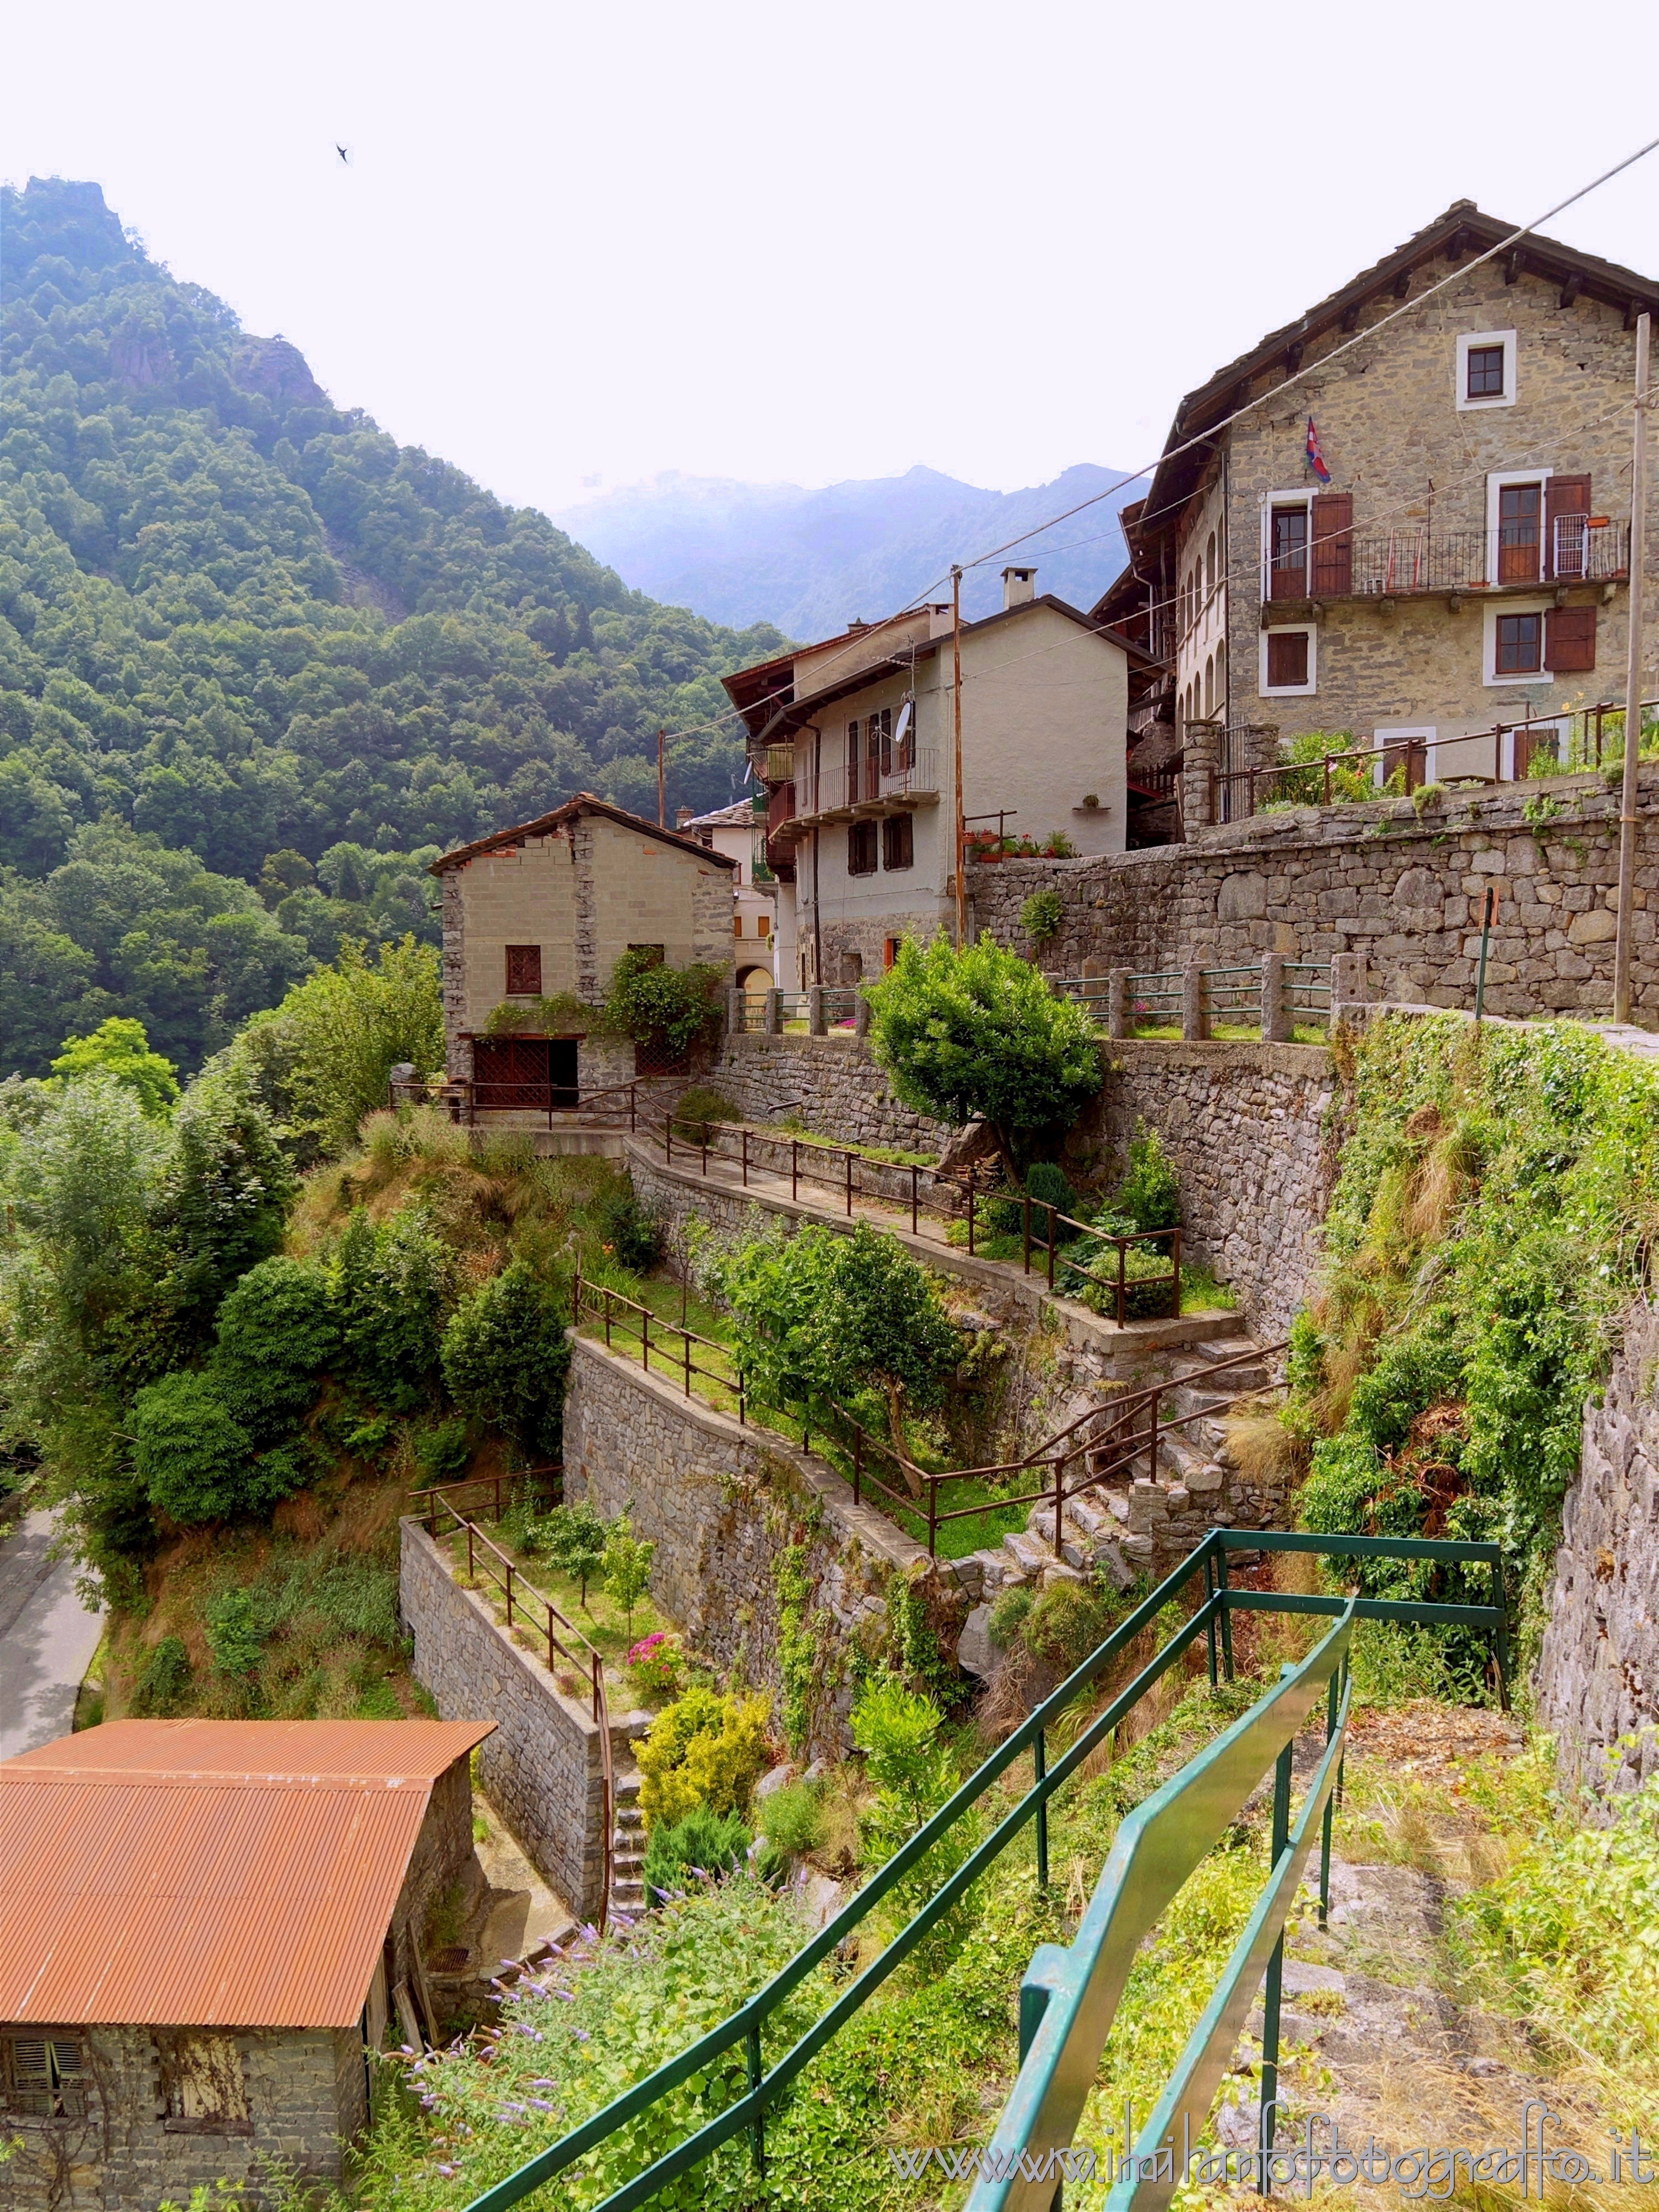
[609,1768,646,1917]
[964,1327,1284,1603]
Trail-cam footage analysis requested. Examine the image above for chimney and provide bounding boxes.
[675,806,694,830]
[928,602,954,639]
[846,617,869,633]
[1002,565,1037,610]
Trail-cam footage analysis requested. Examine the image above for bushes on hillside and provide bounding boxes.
[641,1806,752,1902]
[638,1688,771,1829]
[333,1206,454,1412]
[131,1370,304,1526]
[440,1260,570,1460]
[212,1256,338,1441]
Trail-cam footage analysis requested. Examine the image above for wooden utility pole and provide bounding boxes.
[657,728,666,828]
[1614,311,1651,1025]
[952,565,966,947]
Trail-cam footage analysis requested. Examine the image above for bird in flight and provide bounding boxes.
[336,144,351,165]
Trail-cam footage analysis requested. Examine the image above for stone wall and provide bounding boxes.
[562,1335,965,1754]
[0,2024,365,2211]
[706,1031,951,1153]
[968,767,1659,1023]
[399,1518,608,1918]
[1537,1298,1659,1799]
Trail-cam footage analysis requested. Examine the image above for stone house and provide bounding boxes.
[430,792,736,1106]
[725,570,1150,984]
[0,1717,492,2210]
[676,796,785,995]
[1097,200,1657,828]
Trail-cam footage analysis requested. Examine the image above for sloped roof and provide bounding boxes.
[0,1719,493,2028]
[430,792,737,874]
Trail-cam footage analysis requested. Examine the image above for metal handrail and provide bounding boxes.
[460,1528,1507,2212]
[415,1074,679,1131]
[420,1484,614,1934]
[663,1109,968,1237]
[574,1268,748,1426]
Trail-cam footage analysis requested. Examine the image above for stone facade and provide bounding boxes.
[1537,1299,1659,1799]
[399,1519,609,1918]
[969,768,1659,1021]
[562,1335,964,1754]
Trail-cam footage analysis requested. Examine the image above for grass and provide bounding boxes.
[440,1521,672,1689]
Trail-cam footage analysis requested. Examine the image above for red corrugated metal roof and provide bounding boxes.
[0,1720,493,2028]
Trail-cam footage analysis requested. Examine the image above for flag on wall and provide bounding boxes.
[1305,418,1332,484]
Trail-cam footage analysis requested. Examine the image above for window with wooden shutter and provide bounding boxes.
[877,706,893,778]
[1266,631,1309,688]
[1495,612,1543,674]
[1497,483,1542,585]
[1545,605,1597,672]
[504,945,541,995]
[847,720,860,804]
[847,821,877,875]
[3,2034,88,2118]
[1546,474,1593,579]
[1269,505,1308,599]
[1309,493,1353,597]
[882,813,914,870]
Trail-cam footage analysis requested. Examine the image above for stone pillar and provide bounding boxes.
[1183,961,1209,1042]
[807,985,825,1036]
[1108,968,1132,1040]
[727,986,745,1034]
[1180,719,1220,834]
[764,988,784,1036]
[854,993,872,1040]
[1332,951,1367,1017]
[1260,952,1291,1042]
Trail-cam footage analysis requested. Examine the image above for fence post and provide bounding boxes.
[1259,1687,1296,2194]
[741,1128,749,1188]
[927,1479,937,1558]
[664,1111,672,1165]
[1204,1553,1219,1686]
[764,989,783,1036]
[727,986,744,1035]
[1331,951,1366,1024]
[910,1164,919,1235]
[1052,1453,1064,1555]
[853,993,872,1040]
[1034,1728,1049,1892]
[1108,968,1131,1040]
[791,1138,799,1203]
[1319,1663,1339,1928]
[1183,961,1209,1041]
[1261,951,1290,1042]
[641,1305,649,1374]
[1046,1204,1056,1291]
[1022,1194,1032,1275]
[845,1149,853,1218]
[505,1560,513,1627]
[807,985,826,1036]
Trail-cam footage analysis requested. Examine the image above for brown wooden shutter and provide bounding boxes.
[1545,474,1593,579]
[504,944,541,995]
[1309,492,1353,597]
[1545,604,1597,672]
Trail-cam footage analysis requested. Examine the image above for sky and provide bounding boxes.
[7,0,1659,526]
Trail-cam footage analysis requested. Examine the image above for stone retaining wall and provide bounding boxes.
[967,769,1659,1023]
[399,1518,608,1918]
[562,1335,966,1755]
[706,1032,950,1154]
[1537,1298,1659,1800]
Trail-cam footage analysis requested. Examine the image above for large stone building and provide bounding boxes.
[430,792,736,1104]
[0,1718,491,2210]
[725,570,1146,984]
[1098,201,1657,823]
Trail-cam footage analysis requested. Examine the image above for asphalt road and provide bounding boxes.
[0,1510,105,1759]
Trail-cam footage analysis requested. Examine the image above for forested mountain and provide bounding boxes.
[554,463,1145,637]
[0,177,788,1074]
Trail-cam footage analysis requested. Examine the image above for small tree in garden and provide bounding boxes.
[601,1512,655,1635]
[540,1501,609,1607]
[864,932,1102,1175]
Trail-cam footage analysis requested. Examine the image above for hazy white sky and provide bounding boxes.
[7,0,1658,523]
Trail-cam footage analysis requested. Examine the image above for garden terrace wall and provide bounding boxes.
[399,1519,609,1919]
[968,767,1659,1022]
[562,1334,968,1755]
[706,1031,951,1154]
[1537,1297,1659,1799]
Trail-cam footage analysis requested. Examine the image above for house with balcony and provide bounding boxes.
[722,567,1141,983]
[676,796,788,997]
[1094,201,1657,824]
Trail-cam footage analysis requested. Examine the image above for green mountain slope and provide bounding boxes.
[0,177,785,881]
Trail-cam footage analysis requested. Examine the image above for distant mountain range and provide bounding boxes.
[553,463,1145,637]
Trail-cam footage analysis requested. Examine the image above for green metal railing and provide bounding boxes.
[461,1529,1506,2212]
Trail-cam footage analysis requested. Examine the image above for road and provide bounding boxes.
[0,1510,106,1759]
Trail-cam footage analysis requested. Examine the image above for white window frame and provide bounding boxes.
[1484,467,1553,589]
[1373,726,1438,785]
[1259,489,1314,604]
[1259,622,1317,698]
[1457,329,1517,411]
[1483,596,1552,688]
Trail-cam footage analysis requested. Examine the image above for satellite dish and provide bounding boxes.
[893,698,913,764]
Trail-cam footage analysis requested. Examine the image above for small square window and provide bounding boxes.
[882,813,914,870]
[733,914,743,936]
[756,912,771,937]
[847,821,878,876]
[1495,612,1542,675]
[504,945,541,995]
[1266,631,1308,688]
[1466,344,1506,398]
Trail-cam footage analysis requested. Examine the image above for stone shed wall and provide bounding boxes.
[399,1519,608,1918]
[968,768,1659,1024]
[562,1334,964,1754]
[1537,1298,1659,1799]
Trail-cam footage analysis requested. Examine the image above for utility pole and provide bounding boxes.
[657,728,666,828]
[952,565,966,948]
[1614,310,1651,1025]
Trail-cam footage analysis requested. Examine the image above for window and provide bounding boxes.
[504,945,541,995]
[846,719,861,804]
[155,2031,251,2134]
[756,911,771,937]
[847,821,878,875]
[1457,328,1516,410]
[874,706,894,778]
[1466,343,1505,398]
[882,813,914,870]
[1261,627,1314,694]
[3,2034,88,2119]
[733,913,743,936]
[1495,611,1542,675]
[1497,482,1542,585]
[883,938,900,971]
[1269,503,1309,599]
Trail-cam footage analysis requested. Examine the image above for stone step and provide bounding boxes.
[1062,1491,1116,1540]
[614,1804,643,1830]
[611,1878,646,1908]
[614,1770,640,1801]
[1003,1528,1060,1576]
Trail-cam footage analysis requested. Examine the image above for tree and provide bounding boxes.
[211,1255,337,1443]
[51,1017,180,1119]
[331,1205,454,1412]
[601,1513,655,1636]
[130,1370,304,1525]
[864,932,1103,1175]
[540,1501,609,1608]
[441,1261,570,1460]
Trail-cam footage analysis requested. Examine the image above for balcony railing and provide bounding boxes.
[795,746,940,819]
[1264,517,1630,602]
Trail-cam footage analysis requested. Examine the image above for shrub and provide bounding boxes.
[1021,1582,1111,1679]
[601,1514,655,1635]
[1020,890,1065,946]
[413,1418,470,1484]
[1115,1119,1181,1232]
[332,1205,454,1412]
[132,1370,305,1525]
[204,1587,267,1677]
[590,1183,662,1270]
[638,1687,772,1829]
[987,1586,1033,1650]
[669,1086,739,1143]
[849,1675,952,1820]
[132,1636,192,1715]
[440,1260,570,1459]
[755,1778,827,1861]
[211,1256,337,1442]
[51,1016,180,1119]
[640,1806,752,1903]
[603,948,723,1058]
[625,1631,684,1699]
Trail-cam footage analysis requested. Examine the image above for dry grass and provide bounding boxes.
[1223,1402,1309,1488]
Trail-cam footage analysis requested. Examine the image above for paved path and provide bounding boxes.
[0,1511,105,1759]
